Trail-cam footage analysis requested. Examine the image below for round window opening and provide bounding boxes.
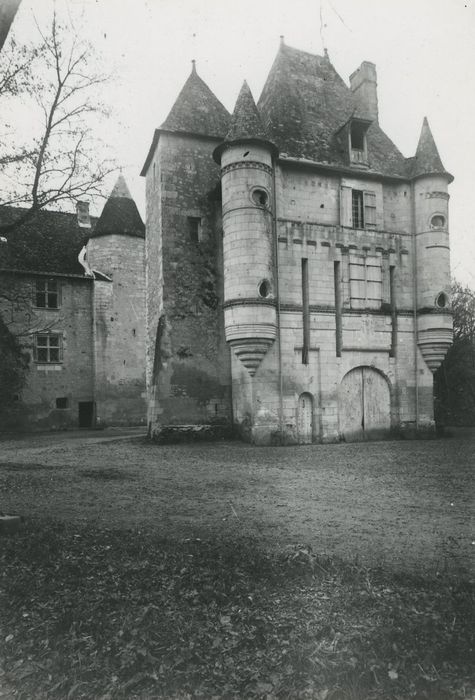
[431,214,446,228]
[251,188,269,207]
[436,292,448,309]
[258,279,271,298]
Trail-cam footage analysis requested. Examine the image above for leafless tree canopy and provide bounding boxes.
[0,11,114,233]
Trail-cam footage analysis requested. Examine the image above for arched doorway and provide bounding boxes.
[297,392,313,444]
[338,367,391,442]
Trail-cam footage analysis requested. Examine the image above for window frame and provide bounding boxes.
[187,216,202,245]
[34,333,63,364]
[349,253,383,310]
[34,278,61,309]
[347,188,377,230]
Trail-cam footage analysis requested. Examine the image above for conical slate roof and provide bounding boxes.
[409,117,451,180]
[226,81,270,142]
[92,174,145,239]
[214,81,277,162]
[161,62,230,139]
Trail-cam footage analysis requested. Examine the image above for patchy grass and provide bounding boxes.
[0,522,473,699]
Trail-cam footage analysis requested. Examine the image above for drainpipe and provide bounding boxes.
[271,157,284,440]
[410,182,419,431]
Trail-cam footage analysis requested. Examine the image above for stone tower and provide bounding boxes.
[213,82,280,442]
[86,174,147,425]
[411,118,453,372]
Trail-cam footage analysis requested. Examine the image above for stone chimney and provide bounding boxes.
[349,61,378,122]
[76,201,91,228]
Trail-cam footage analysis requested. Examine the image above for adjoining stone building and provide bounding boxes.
[142,41,453,445]
[0,175,147,430]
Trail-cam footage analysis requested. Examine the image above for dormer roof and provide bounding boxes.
[160,62,230,139]
[408,117,452,181]
[92,174,145,239]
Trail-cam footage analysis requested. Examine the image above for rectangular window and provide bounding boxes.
[349,254,382,309]
[347,189,377,230]
[56,397,68,409]
[35,333,62,363]
[188,217,202,244]
[352,190,364,229]
[35,279,60,308]
[301,258,309,365]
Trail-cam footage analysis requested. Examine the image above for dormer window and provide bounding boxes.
[349,119,370,165]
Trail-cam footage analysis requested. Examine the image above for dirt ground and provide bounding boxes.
[0,433,473,575]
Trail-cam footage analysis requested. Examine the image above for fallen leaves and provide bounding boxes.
[0,522,473,699]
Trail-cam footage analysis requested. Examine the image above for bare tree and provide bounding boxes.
[0,11,114,234]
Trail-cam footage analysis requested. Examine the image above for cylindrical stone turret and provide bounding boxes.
[214,81,278,376]
[412,119,453,373]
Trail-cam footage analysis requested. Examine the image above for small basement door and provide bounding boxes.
[338,367,390,441]
[78,401,95,428]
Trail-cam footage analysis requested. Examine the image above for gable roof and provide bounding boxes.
[91,174,145,239]
[160,62,230,139]
[0,206,93,276]
[258,43,409,178]
[408,117,452,180]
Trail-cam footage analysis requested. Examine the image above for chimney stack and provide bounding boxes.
[349,61,378,122]
[76,201,91,229]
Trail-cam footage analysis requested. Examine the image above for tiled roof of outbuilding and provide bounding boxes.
[0,206,92,275]
[408,117,451,180]
[160,63,230,139]
[257,43,409,178]
[91,174,145,239]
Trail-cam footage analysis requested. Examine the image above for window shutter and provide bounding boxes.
[340,186,352,228]
[349,254,366,309]
[363,191,377,227]
[365,255,382,308]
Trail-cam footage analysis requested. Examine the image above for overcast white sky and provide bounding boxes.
[10,0,475,285]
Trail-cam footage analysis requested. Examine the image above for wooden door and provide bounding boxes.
[339,367,390,441]
[297,393,313,444]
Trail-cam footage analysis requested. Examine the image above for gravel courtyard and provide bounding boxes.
[1,434,473,575]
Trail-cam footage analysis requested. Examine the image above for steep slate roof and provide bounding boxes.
[226,81,271,142]
[160,62,230,139]
[214,81,277,162]
[257,43,409,178]
[91,174,145,239]
[0,206,93,275]
[407,117,452,180]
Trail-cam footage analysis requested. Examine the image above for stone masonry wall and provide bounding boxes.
[145,132,232,433]
[228,163,434,443]
[0,273,94,430]
[87,235,147,426]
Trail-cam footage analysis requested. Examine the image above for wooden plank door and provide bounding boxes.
[339,368,365,441]
[339,367,390,441]
[362,368,391,439]
[297,393,313,444]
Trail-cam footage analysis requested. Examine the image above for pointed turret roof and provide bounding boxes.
[408,117,452,180]
[226,81,269,142]
[213,81,277,162]
[160,62,230,139]
[92,174,145,239]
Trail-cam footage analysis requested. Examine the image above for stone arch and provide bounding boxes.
[338,366,391,442]
[297,392,314,444]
